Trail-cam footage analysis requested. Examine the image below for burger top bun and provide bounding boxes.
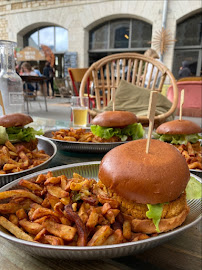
[156,119,202,135]
[0,113,33,128]
[91,111,137,127]
[98,139,190,204]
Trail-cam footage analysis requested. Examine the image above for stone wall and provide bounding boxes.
[0,0,201,73]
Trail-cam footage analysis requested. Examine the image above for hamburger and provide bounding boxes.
[154,119,202,169]
[90,111,144,142]
[0,113,43,150]
[155,119,202,145]
[98,139,190,233]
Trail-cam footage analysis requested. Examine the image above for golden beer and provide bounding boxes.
[72,107,88,126]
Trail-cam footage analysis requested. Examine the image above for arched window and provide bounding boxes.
[25,26,68,53]
[89,18,152,64]
[24,26,68,77]
[173,12,202,78]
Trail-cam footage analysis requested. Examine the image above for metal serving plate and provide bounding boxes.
[0,162,201,260]
[0,136,57,187]
[43,129,126,153]
[190,169,202,178]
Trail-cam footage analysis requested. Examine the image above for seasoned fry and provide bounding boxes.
[87,225,113,246]
[42,235,65,245]
[0,202,25,214]
[19,219,43,235]
[0,190,43,204]
[9,214,19,226]
[19,179,42,192]
[86,208,99,228]
[123,220,132,240]
[102,229,123,245]
[16,209,27,220]
[42,218,77,241]
[47,186,69,198]
[0,216,34,242]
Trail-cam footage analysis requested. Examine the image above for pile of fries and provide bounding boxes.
[0,172,155,246]
[174,141,202,170]
[0,141,50,174]
[52,128,119,143]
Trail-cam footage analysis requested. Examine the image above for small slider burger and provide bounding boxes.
[91,111,144,142]
[98,139,190,233]
[155,119,202,170]
[0,113,43,150]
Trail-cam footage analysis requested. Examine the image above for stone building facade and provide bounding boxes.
[0,0,201,76]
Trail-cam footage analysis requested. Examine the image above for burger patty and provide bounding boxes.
[92,135,122,143]
[14,139,38,151]
[92,135,133,143]
[98,181,187,220]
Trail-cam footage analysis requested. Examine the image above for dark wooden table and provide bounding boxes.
[0,149,201,270]
[0,119,201,269]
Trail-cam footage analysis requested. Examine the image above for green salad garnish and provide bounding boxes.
[153,132,202,145]
[91,123,144,141]
[0,126,44,144]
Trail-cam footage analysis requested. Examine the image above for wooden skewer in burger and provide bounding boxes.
[0,91,6,116]
[97,90,190,234]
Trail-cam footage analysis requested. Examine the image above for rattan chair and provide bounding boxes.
[79,53,178,126]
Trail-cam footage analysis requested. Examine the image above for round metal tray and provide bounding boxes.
[43,129,126,153]
[0,162,201,260]
[0,136,57,187]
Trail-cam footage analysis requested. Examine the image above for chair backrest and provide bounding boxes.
[79,53,178,124]
[68,68,92,96]
[167,80,202,117]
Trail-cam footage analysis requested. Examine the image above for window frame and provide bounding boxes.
[89,18,152,53]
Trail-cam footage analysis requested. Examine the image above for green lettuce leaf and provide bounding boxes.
[153,132,202,145]
[0,126,9,144]
[6,127,44,143]
[186,176,202,200]
[146,203,163,233]
[90,123,144,141]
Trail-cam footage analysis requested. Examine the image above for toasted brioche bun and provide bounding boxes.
[156,119,202,135]
[91,111,137,127]
[98,139,190,204]
[130,206,190,234]
[0,113,33,128]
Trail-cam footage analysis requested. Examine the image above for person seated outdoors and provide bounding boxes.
[33,65,43,76]
[33,65,43,91]
[143,48,162,88]
[20,62,39,98]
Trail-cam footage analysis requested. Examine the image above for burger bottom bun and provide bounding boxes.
[125,206,190,234]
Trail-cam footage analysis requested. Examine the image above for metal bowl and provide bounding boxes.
[0,136,57,187]
[43,129,126,153]
[0,162,201,259]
